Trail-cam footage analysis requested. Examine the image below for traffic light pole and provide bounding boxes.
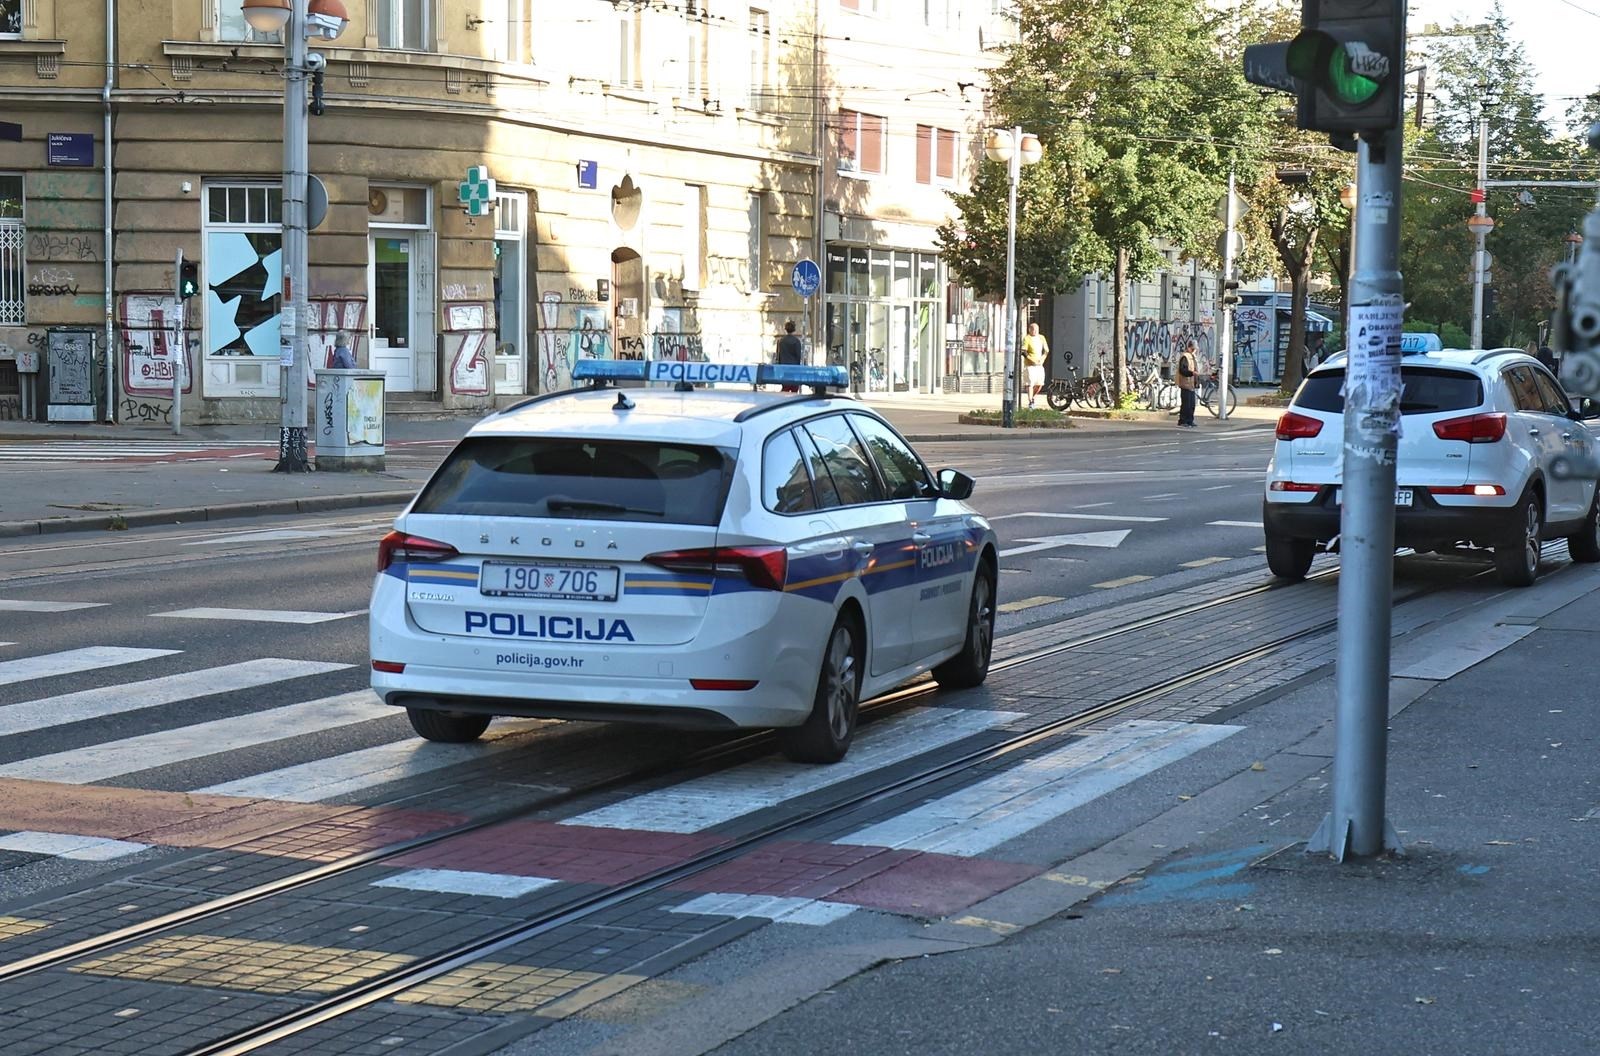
[1470,111,1490,349]
[276,0,312,473]
[1218,167,1238,421]
[1307,126,1406,862]
[172,248,184,436]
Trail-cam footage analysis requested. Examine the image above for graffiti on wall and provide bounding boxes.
[443,301,491,396]
[1088,318,1217,377]
[538,292,569,392]
[1233,306,1275,384]
[653,307,705,362]
[572,306,610,361]
[119,292,194,398]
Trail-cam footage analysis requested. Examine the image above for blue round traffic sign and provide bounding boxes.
[791,258,821,298]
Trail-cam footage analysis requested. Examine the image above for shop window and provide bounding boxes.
[0,174,21,326]
[203,183,282,360]
[837,109,885,175]
[1,0,19,36]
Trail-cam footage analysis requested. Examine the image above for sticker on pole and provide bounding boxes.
[1347,302,1403,429]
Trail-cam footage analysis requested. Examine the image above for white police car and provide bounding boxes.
[370,359,998,763]
[1264,335,1600,586]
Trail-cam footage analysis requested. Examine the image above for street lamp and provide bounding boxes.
[984,127,1042,428]
[1466,211,1495,349]
[243,0,349,472]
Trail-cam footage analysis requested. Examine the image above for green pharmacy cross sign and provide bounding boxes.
[458,165,496,217]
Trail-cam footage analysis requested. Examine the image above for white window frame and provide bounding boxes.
[748,191,767,292]
[201,182,284,397]
[0,173,23,326]
[495,0,527,63]
[617,3,644,88]
[379,0,432,51]
[493,190,528,393]
[216,1,282,43]
[1,0,20,38]
[684,0,710,100]
[747,8,772,110]
[915,125,960,187]
[836,109,886,176]
[683,184,705,291]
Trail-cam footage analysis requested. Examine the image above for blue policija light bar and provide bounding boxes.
[571,359,850,391]
[572,359,650,383]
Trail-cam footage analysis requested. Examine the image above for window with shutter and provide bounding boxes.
[915,125,932,184]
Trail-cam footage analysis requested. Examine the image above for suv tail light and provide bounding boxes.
[378,531,458,572]
[644,546,789,591]
[1432,412,1506,444]
[1276,411,1324,440]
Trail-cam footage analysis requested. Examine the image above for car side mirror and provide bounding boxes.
[937,468,975,500]
[1571,397,1600,420]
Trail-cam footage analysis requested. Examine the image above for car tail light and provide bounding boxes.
[1276,411,1324,440]
[1429,484,1506,496]
[372,660,406,673]
[689,679,760,691]
[1268,481,1321,493]
[644,546,789,591]
[378,531,458,572]
[1432,413,1506,444]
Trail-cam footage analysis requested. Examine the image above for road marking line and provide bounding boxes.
[0,659,351,738]
[0,647,178,687]
[670,892,856,926]
[1181,557,1232,568]
[1146,492,1180,500]
[183,527,371,546]
[997,595,1063,613]
[153,607,366,624]
[0,691,390,784]
[1208,520,1265,528]
[372,868,558,899]
[195,718,553,802]
[0,600,109,612]
[563,707,1023,834]
[1201,484,1234,491]
[1252,545,1268,553]
[1001,529,1131,558]
[992,511,1167,523]
[1093,575,1152,589]
[836,720,1241,857]
[0,831,149,861]
[1072,502,1113,509]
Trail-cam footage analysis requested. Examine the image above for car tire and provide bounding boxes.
[407,707,491,743]
[1265,532,1315,581]
[933,564,996,690]
[1494,491,1543,587]
[779,615,862,764]
[1567,490,1600,563]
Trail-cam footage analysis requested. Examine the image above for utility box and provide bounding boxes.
[313,369,386,471]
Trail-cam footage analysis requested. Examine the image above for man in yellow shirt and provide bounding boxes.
[1021,322,1049,409]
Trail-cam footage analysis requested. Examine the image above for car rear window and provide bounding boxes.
[1294,367,1484,415]
[411,437,736,525]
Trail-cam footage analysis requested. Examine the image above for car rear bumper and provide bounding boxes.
[1263,488,1526,549]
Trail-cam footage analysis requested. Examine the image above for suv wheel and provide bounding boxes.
[779,615,862,764]
[1265,532,1315,581]
[407,707,491,743]
[1568,490,1600,563]
[1494,491,1543,587]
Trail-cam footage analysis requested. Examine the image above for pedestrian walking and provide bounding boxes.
[775,320,804,392]
[1176,339,1199,428]
[1021,322,1049,409]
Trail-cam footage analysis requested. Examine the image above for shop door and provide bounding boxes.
[891,304,912,392]
[369,233,417,392]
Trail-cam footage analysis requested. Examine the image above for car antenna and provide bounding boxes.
[613,391,635,411]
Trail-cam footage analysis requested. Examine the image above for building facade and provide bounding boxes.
[0,0,1006,425]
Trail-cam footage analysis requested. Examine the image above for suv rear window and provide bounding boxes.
[412,437,736,525]
[1294,367,1484,415]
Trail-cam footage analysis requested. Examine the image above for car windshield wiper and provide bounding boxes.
[546,497,663,516]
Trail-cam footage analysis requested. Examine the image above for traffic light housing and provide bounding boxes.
[310,68,326,116]
[1243,0,1405,136]
[179,260,199,299]
[1221,280,1241,308]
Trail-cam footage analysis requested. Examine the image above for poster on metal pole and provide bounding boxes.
[1346,302,1403,432]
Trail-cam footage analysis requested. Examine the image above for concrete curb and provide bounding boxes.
[0,490,415,539]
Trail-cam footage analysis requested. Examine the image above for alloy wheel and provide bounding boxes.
[1522,499,1540,577]
[823,625,858,742]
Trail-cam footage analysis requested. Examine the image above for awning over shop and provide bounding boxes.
[1304,309,1334,332]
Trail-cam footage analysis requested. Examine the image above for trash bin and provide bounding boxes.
[312,369,385,471]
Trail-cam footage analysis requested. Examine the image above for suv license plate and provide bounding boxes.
[480,562,619,601]
[1334,488,1412,506]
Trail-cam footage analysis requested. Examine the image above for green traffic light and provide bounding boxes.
[1325,50,1380,105]
[1288,31,1384,107]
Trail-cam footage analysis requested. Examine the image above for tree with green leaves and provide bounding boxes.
[938,0,1270,399]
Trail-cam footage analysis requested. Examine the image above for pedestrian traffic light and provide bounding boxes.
[1221,279,1241,308]
[310,68,326,116]
[179,260,199,299]
[1243,0,1405,136]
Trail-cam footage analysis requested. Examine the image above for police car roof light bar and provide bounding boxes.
[757,364,851,394]
[571,359,650,388]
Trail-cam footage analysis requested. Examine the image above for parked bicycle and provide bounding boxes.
[1041,352,1112,410]
[1133,361,1179,411]
[1199,371,1237,418]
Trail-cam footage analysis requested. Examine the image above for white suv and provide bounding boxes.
[1264,345,1600,587]
[369,361,999,763]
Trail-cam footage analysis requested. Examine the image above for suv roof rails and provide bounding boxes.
[1471,347,1531,365]
[733,391,854,423]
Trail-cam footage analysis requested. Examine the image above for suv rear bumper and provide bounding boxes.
[1263,489,1526,550]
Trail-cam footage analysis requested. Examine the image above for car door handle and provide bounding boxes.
[911,531,932,543]
[850,540,875,555]
[1528,427,1541,436]
[1562,432,1575,442]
